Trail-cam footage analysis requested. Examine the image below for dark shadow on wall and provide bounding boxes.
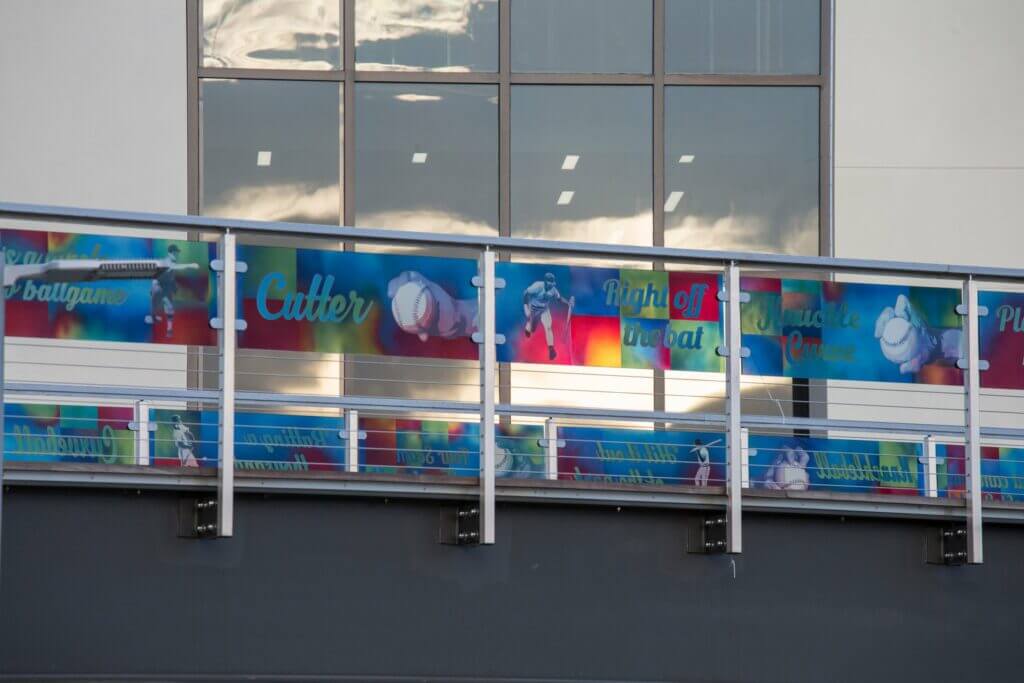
[0,487,1019,682]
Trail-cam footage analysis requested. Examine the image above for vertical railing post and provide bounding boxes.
[543,418,559,481]
[344,409,360,474]
[133,400,150,466]
[477,249,497,544]
[216,232,237,538]
[960,277,983,563]
[740,427,751,489]
[922,435,938,499]
[719,261,745,553]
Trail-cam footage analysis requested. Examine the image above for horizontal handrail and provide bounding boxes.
[4,201,1024,281]
[10,381,1024,441]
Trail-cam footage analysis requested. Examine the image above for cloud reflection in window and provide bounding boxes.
[355,0,498,72]
[203,0,341,70]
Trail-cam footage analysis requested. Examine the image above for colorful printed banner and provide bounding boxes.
[938,444,1024,502]
[4,403,134,465]
[239,246,479,360]
[496,263,722,371]
[979,291,1024,390]
[559,427,727,486]
[747,435,924,496]
[2,230,216,345]
[741,278,965,385]
[15,400,1024,505]
[361,418,544,478]
[7,231,1023,390]
[150,408,347,472]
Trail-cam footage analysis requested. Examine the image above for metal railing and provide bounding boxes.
[3,201,1024,565]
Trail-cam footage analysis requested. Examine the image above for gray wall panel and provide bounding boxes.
[0,487,1020,681]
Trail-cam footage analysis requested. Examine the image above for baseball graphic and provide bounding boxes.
[391,280,436,342]
[387,270,478,342]
[495,445,513,476]
[874,294,960,374]
[764,445,810,491]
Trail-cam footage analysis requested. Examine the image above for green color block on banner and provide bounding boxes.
[618,269,669,319]
[742,291,781,336]
[243,246,297,298]
[60,404,97,430]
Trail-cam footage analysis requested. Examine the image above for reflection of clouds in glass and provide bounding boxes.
[203,0,340,69]
[393,93,443,103]
[356,83,497,234]
[665,87,819,255]
[204,183,340,225]
[202,79,341,225]
[513,211,653,246]
[355,0,498,71]
[357,209,495,236]
[666,208,818,256]
[357,0,481,44]
[512,86,652,245]
[357,63,473,73]
[511,0,652,74]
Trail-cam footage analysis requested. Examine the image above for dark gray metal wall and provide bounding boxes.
[1,486,1020,682]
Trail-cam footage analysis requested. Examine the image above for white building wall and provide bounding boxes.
[0,0,187,213]
[832,0,1024,428]
[0,0,190,393]
[834,0,1024,268]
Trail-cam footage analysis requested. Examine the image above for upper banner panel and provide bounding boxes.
[3,230,216,346]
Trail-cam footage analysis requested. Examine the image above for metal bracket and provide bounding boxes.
[210,259,248,273]
[687,513,729,554]
[537,438,566,448]
[926,525,969,566]
[178,498,218,539]
[955,359,990,371]
[337,430,367,440]
[209,318,248,331]
[439,504,481,545]
[472,332,506,345]
[955,304,989,317]
[127,421,156,433]
[717,290,751,304]
[715,345,750,358]
[472,275,506,289]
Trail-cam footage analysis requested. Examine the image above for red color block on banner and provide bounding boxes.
[668,272,719,322]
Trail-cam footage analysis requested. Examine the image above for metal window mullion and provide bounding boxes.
[217,232,237,537]
[962,278,983,563]
[819,0,834,256]
[478,250,498,544]
[724,262,743,553]
[187,0,200,215]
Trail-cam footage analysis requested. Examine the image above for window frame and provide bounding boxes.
[190,0,831,256]
[188,0,833,412]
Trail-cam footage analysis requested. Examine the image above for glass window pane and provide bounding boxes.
[355,0,498,72]
[203,0,341,70]
[201,79,342,225]
[355,84,498,235]
[512,86,652,245]
[664,86,819,255]
[511,0,652,73]
[666,0,820,74]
